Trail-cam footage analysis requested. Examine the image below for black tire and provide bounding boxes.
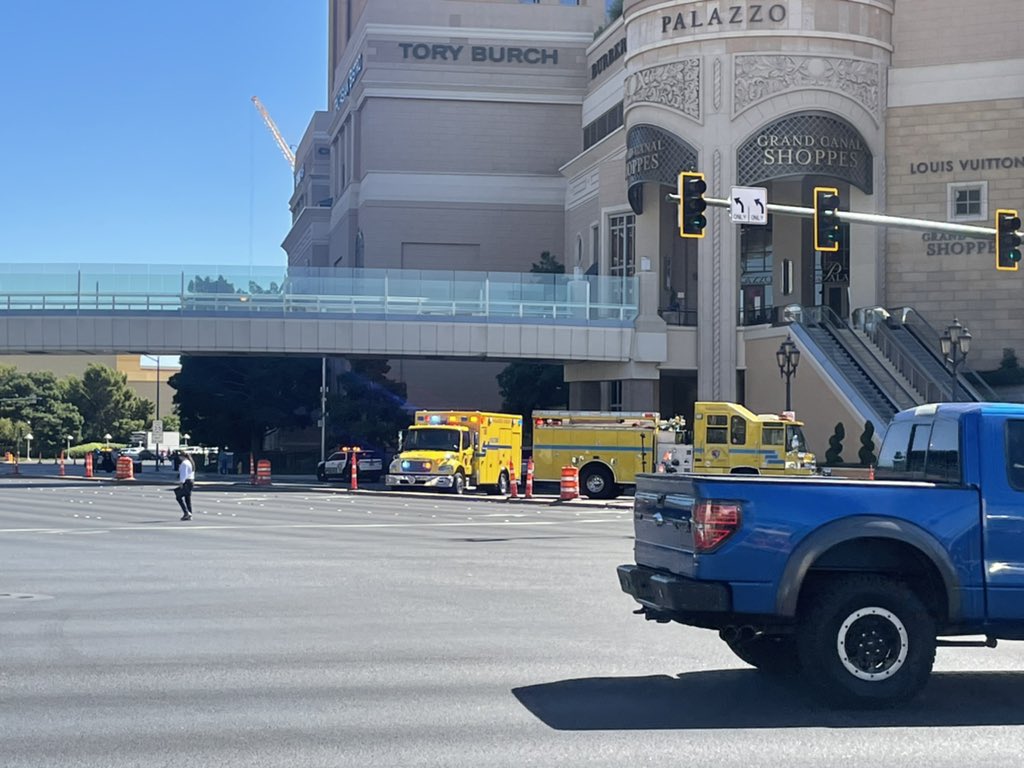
[450,471,466,495]
[797,575,936,708]
[496,470,510,496]
[317,468,326,482]
[723,634,801,677]
[579,464,617,500]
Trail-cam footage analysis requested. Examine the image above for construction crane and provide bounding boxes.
[251,96,295,169]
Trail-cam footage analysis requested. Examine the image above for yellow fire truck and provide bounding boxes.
[386,410,523,495]
[687,401,816,476]
[531,403,816,499]
[531,411,682,499]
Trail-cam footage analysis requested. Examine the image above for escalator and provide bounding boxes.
[856,307,996,403]
[791,306,920,427]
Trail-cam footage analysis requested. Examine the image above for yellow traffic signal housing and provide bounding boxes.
[813,187,841,252]
[678,172,707,239]
[996,208,1022,271]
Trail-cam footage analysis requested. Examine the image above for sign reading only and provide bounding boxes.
[730,186,768,225]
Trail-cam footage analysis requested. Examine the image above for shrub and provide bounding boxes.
[858,421,878,467]
[825,422,845,465]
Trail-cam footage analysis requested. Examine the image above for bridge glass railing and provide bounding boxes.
[0,265,638,325]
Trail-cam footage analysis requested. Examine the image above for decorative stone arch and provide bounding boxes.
[735,111,874,194]
[625,123,700,215]
[729,86,882,170]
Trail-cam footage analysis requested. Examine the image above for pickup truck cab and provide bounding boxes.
[618,402,1024,707]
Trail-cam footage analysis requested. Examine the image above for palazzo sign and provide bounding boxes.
[661,2,787,36]
[737,113,873,193]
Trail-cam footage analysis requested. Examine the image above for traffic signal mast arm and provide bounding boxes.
[668,193,1003,238]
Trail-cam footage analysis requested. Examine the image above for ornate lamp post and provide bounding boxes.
[776,336,801,412]
[939,317,972,402]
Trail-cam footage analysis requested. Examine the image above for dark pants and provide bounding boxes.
[175,480,194,515]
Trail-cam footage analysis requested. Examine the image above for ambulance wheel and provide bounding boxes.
[450,471,466,495]
[580,465,617,500]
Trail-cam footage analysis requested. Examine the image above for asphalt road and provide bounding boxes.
[3,477,1024,768]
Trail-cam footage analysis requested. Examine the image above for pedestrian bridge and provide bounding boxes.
[0,265,641,362]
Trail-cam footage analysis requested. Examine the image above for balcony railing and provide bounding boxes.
[0,265,638,325]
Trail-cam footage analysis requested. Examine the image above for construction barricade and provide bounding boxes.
[256,459,272,486]
[115,455,135,481]
[560,466,579,501]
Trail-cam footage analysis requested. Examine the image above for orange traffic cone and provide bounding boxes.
[509,459,518,498]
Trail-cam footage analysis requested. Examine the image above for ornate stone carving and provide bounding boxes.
[624,59,701,121]
[734,55,880,122]
[713,58,722,112]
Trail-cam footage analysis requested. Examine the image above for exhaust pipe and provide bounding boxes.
[738,625,757,642]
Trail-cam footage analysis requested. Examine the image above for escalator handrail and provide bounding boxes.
[888,306,996,401]
[860,307,946,402]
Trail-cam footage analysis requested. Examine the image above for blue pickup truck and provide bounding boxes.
[618,402,1024,707]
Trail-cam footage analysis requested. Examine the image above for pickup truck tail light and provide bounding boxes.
[693,501,741,552]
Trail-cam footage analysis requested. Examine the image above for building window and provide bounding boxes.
[739,221,774,325]
[591,223,599,269]
[948,182,987,222]
[583,102,623,150]
[609,212,635,302]
[609,381,623,412]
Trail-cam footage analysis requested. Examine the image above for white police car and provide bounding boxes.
[316,450,384,483]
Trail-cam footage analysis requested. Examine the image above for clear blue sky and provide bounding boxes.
[0,1,327,267]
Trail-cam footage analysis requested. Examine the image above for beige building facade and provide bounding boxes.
[285,0,1024,446]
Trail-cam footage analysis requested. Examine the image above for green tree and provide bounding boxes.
[825,422,845,466]
[170,355,321,456]
[497,252,568,434]
[64,364,150,445]
[858,420,878,467]
[160,413,181,431]
[0,366,84,456]
[326,359,412,452]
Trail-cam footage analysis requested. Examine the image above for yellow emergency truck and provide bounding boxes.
[531,404,817,499]
[386,410,523,495]
[531,411,677,499]
[688,401,816,476]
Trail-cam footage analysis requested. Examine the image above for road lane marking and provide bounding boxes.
[0,518,622,535]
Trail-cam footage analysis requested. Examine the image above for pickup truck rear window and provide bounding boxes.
[1006,421,1024,491]
[876,418,960,484]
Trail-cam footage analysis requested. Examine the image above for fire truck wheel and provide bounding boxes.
[580,464,617,500]
[450,470,466,495]
[495,470,510,496]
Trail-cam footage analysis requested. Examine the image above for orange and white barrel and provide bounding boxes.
[560,466,579,501]
[256,459,272,486]
[115,455,135,481]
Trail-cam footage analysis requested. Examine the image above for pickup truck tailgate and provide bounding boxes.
[632,474,699,578]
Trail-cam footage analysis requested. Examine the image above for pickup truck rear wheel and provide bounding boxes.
[724,634,800,677]
[797,575,936,708]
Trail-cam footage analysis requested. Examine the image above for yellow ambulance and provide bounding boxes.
[386,410,523,495]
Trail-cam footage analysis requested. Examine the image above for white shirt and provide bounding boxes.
[178,457,195,484]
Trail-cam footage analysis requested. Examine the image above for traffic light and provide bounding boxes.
[678,171,707,238]
[814,187,841,252]
[996,208,1022,271]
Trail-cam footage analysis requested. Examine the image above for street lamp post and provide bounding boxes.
[776,336,801,412]
[25,432,33,462]
[66,435,74,464]
[182,433,190,447]
[104,433,112,448]
[939,317,972,402]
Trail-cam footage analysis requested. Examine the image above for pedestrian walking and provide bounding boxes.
[174,451,195,521]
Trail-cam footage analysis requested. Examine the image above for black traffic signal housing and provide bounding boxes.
[678,171,707,238]
[996,208,1022,271]
[814,187,841,252]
